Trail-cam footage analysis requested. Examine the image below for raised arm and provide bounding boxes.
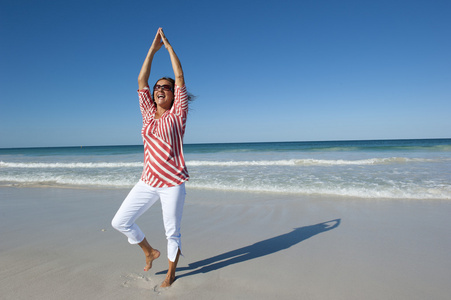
[138,29,164,90]
[159,28,185,87]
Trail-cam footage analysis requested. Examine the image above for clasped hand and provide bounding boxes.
[151,27,172,52]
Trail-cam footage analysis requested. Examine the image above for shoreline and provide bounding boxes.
[1,182,449,202]
[1,186,450,299]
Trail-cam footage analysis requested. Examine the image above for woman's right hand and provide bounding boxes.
[138,28,164,89]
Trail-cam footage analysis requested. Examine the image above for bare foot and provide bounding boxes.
[159,249,181,287]
[144,248,160,271]
[160,275,175,287]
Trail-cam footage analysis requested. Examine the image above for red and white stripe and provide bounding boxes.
[138,85,189,187]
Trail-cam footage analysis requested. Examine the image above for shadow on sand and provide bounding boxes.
[158,219,340,279]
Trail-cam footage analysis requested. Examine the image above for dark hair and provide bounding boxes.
[151,77,195,107]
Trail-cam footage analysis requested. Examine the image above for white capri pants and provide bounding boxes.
[111,180,185,262]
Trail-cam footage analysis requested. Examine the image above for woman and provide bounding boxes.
[112,28,189,288]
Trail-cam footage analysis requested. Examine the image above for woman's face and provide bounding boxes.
[153,79,174,110]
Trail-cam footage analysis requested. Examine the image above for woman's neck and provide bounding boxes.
[155,106,168,119]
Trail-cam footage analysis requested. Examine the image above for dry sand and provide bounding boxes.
[1,186,450,299]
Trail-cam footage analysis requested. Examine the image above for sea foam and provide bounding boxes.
[1,139,450,200]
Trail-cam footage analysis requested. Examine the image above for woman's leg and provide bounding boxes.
[111,181,160,271]
[159,183,186,286]
[161,249,181,287]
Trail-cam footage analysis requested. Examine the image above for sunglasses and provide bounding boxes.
[153,84,173,92]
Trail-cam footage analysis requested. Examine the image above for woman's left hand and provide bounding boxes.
[159,28,172,49]
[158,28,184,87]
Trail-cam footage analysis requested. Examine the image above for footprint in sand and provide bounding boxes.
[120,272,171,294]
[120,273,154,290]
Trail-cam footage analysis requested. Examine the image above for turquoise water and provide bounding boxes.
[1,139,450,199]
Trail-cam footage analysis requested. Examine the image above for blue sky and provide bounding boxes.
[1,0,450,148]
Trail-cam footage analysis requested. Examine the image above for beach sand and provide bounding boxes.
[1,186,450,299]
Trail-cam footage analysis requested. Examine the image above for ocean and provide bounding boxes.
[1,139,450,200]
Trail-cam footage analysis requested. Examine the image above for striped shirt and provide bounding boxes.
[138,84,189,187]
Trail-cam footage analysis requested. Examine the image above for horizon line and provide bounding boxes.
[1,137,450,150]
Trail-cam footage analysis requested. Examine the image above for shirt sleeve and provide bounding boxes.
[138,87,155,124]
[170,84,188,119]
